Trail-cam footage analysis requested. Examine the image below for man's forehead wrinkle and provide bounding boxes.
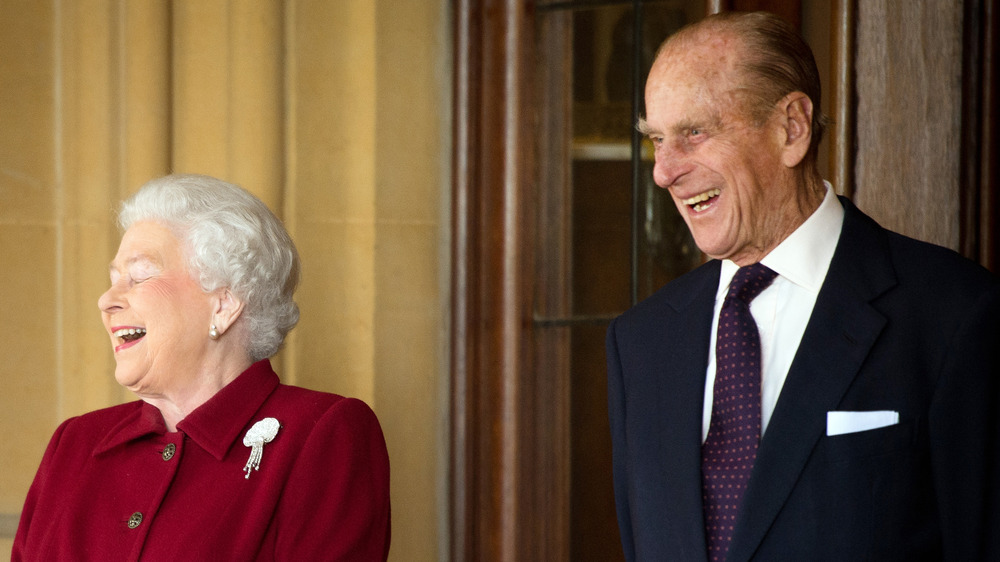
[656,65,743,126]
[643,28,745,141]
[654,76,724,123]
[658,29,743,85]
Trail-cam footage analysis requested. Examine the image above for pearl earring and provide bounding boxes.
[209,325,220,340]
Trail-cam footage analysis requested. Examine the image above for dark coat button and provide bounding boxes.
[162,443,176,461]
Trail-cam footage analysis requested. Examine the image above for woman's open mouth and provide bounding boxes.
[112,327,147,351]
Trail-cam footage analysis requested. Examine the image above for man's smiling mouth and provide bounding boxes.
[682,188,721,212]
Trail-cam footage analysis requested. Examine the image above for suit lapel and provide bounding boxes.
[727,199,897,561]
[652,262,719,561]
[617,260,718,560]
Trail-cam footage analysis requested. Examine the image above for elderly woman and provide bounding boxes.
[13,174,391,560]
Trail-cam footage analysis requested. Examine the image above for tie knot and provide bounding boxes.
[726,263,778,305]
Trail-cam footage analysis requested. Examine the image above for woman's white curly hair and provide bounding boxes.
[118,174,300,362]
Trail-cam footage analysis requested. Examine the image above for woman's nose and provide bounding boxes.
[98,282,125,313]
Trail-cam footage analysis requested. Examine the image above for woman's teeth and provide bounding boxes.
[113,328,147,342]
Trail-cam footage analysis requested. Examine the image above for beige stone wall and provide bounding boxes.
[0,1,448,559]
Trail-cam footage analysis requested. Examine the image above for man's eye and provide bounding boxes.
[690,128,702,136]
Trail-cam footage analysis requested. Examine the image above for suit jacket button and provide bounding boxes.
[127,512,143,529]
[162,442,176,461]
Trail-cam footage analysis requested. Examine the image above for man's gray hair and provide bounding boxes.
[119,174,300,362]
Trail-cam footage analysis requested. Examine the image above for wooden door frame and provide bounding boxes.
[961,0,1000,268]
[449,1,552,560]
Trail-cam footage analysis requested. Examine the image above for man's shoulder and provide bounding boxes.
[838,200,999,301]
[856,202,990,272]
[614,259,720,328]
[884,230,1000,306]
[886,229,995,281]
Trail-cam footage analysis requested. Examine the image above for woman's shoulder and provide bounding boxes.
[259,385,387,470]
[266,384,382,428]
[33,401,146,466]
[54,401,145,438]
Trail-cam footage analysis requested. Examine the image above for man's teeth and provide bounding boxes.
[682,188,721,210]
[113,328,147,341]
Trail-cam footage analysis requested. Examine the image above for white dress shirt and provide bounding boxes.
[702,183,845,442]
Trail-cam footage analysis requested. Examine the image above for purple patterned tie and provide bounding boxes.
[702,263,778,561]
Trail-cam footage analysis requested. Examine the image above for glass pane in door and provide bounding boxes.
[533,2,705,560]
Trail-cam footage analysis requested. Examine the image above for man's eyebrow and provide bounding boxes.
[636,117,657,136]
[672,119,701,134]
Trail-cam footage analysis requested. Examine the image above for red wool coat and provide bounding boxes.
[13,360,391,561]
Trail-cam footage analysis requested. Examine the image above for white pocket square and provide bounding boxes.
[826,410,899,436]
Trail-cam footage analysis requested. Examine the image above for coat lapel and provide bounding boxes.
[653,262,719,561]
[727,199,897,561]
[615,259,720,560]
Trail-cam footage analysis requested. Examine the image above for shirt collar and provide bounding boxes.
[718,181,844,297]
[93,359,280,460]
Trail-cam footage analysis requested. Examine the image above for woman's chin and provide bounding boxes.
[114,367,147,392]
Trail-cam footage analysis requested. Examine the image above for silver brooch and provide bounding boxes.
[242,417,280,479]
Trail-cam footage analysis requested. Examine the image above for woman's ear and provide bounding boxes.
[778,92,814,168]
[210,288,245,336]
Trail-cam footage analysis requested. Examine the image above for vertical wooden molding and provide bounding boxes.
[450,0,542,560]
[961,0,983,262]
[533,10,573,562]
[831,0,856,198]
[983,0,999,269]
[450,1,476,557]
[963,0,1000,268]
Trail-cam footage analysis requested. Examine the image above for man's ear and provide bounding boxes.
[778,92,814,168]
[210,288,245,336]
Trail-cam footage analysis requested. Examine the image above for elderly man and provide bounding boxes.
[606,11,1000,562]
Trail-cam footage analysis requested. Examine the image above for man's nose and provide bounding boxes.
[652,144,693,188]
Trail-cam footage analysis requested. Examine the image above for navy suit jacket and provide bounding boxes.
[607,198,1000,561]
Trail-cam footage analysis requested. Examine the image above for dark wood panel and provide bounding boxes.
[961,0,1000,269]
[451,1,567,560]
[987,0,1000,270]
